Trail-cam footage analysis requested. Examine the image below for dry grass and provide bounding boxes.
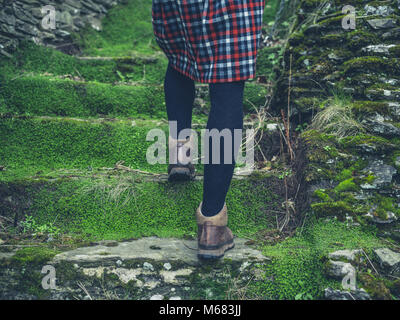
[81,174,138,207]
[310,94,365,140]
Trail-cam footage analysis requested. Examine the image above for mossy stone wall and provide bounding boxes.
[274,0,400,231]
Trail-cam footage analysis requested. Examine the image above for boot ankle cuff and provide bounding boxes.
[196,202,227,226]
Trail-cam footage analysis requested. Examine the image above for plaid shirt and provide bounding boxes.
[152,0,265,83]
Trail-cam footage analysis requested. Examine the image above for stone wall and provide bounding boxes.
[0,0,122,56]
[274,0,400,235]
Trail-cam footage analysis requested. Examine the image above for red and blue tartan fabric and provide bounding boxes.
[152,0,266,83]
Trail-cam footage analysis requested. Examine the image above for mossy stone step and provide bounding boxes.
[0,41,167,85]
[0,117,172,181]
[0,238,269,300]
[0,116,267,181]
[0,74,268,118]
[0,75,167,119]
[0,173,280,240]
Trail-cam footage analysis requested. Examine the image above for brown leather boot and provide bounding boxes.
[168,135,196,182]
[196,202,235,260]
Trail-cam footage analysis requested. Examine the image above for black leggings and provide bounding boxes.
[164,62,245,216]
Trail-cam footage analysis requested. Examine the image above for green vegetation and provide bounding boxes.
[10,247,60,266]
[310,91,365,140]
[73,0,157,57]
[0,41,167,84]
[334,178,359,193]
[0,75,166,118]
[249,217,384,299]
[0,117,169,180]
[1,175,279,240]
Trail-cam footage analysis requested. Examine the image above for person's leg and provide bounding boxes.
[164,62,196,139]
[201,80,245,217]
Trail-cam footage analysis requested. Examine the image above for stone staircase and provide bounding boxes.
[1,0,399,301]
[0,0,286,300]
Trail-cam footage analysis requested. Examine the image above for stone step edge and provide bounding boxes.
[50,237,269,267]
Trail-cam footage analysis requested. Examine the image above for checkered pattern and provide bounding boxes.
[152,0,265,83]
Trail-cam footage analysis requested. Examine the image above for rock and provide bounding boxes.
[150,294,164,300]
[169,296,181,300]
[361,44,396,55]
[362,116,400,138]
[367,19,397,29]
[52,237,268,266]
[143,262,154,271]
[374,248,400,274]
[163,262,172,271]
[0,0,123,53]
[329,249,362,262]
[160,269,193,284]
[324,288,370,300]
[239,261,251,272]
[382,27,400,40]
[389,103,400,119]
[365,210,398,224]
[18,237,270,299]
[364,5,394,16]
[97,240,119,247]
[361,159,397,189]
[326,260,356,279]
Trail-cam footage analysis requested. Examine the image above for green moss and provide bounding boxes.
[343,57,400,76]
[334,178,359,193]
[317,14,347,28]
[248,216,383,299]
[10,246,60,266]
[0,72,265,120]
[352,101,391,117]
[335,169,353,181]
[0,175,279,240]
[255,47,281,80]
[346,30,379,50]
[0,76,166,118]
[311,201,354,220]
[338,134,394,152]
[0,117,170,180]
[301,130,339,163]
[262,0,281,26]
[372,195,400,219]
[320,33,346,45]
[73,0,158,57]
[243,82,269,112]
[0,41,167,84]
[313,189,332,202]
[358,272,392,300]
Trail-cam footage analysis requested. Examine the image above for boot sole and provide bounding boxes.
[168,167,195,182]
[197,241,235,260]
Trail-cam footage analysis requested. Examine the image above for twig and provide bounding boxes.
[361,249,379,275]
[114,161,162,176]
[77,281,93,300]
[182,241,197,251]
